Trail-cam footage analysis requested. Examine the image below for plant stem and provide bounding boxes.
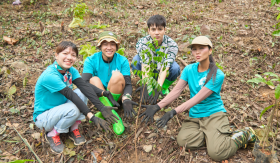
[260,98,278,149]
[12,126,43,163]
[272,99,279,152]
[134,84,145,163]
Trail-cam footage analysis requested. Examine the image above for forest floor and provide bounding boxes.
[0,0,280,162]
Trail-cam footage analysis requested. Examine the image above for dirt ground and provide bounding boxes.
[0,0,280,162]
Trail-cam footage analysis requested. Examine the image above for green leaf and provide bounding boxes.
[8,85,17,96]
[277,13,280,20]
[247,78,265,84]
[23,76,28,88]
[116,48,125,56]
[272,0,277,6]
[164,107,172,112]
[272,30,280,36]
[263,72,279,78]
[260,104,275,120]
[271,78,280,82]
[275,85,280,99]
[10,108,20,114]
[266,81,274,86]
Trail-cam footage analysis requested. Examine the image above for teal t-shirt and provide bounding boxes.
[180,62,226,118]
[83,52,130,89]
[33,64,81,122]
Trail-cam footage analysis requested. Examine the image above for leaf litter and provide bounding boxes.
[0,0,280,162]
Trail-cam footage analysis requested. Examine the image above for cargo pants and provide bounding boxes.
[177,112,238,161]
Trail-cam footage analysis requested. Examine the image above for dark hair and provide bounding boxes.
[204,45,218,85]
[56,41,78,56]
[147,15,166,28]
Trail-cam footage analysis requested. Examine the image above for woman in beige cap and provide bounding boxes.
[140,36,256,161]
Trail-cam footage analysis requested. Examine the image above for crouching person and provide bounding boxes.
[33,41,118,154]
[82,31,138,118]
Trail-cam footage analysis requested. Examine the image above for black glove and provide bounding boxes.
[136,85,149,104]
[90,115,112,133]
[148,88,163,105]
[100,106,119,124]
[122,99,138,118]
[103,91,120,107]
[156,109,177,128]
[139,104,160,124]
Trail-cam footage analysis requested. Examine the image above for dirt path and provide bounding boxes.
[0,0,279,162]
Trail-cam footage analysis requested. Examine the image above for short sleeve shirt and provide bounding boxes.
[180,62,226,118]
[33,64,81,121]
[83,52,130,89]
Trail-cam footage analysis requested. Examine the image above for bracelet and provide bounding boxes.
[122,93,132,100]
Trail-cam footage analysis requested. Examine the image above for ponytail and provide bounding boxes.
[204,47,218,86]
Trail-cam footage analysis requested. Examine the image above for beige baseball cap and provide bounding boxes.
[187,36,213,49]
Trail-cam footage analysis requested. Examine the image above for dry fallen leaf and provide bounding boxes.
[31,133,41,140]
[5,122,19,128]
[3,36,18,45]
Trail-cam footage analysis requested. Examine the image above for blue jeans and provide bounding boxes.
[131,55,181,81]
[35,89,87,133]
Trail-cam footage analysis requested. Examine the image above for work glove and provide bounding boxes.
[100,106,119,124]
[122,99,138,118]
[139,104,160,124]
[136,84,149,104]
[156,110,177,128]
[148,88,163,105]
[103,91,120,107]
[90,115,112,133]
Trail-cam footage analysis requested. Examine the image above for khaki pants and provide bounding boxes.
[177,112,238,161]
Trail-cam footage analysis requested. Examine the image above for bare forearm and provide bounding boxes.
[158,67,169,86]
[158,79,187,108]
[174,87,213,114]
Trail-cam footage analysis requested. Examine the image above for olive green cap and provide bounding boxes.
[97,31,120,48]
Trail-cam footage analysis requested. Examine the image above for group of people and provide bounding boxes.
[33,15,256,161]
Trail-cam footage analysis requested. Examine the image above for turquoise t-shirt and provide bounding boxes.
[180,62,226,118]
[83,52,130,89]
[33,64,81,122]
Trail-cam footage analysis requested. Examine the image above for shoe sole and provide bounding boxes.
[69,135,86,146]
[44,134,63,154]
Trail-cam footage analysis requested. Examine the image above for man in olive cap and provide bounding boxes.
[82,31,138,118]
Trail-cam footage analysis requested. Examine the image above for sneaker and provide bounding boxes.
[69,129,86,145]
[231,127,256,149]
[45,133,64,154]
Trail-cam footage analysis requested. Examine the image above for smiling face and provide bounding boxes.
[100,40,117,59]
[191,44,212,62]
[148,25,166,45]
[55,47,77,70]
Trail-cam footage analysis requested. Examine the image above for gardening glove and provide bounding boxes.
[122,99,138,118]
[136,84,149,104]
[139,104,160,124]
[156,110,177,128]
[148,88,163,105]
[100,106,119,124]
[90,115,112,133]
[103,91,120,107]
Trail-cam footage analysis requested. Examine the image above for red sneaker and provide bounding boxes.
[69,129,86,145]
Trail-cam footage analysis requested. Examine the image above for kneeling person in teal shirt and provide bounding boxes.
[83,31,138,118]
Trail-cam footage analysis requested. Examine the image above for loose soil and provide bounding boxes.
[0,0,280,162]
